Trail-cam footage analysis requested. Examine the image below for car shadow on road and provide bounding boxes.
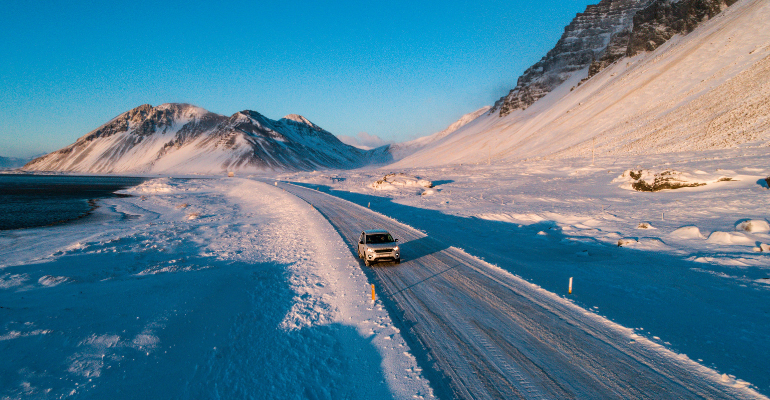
[399,235,449,262]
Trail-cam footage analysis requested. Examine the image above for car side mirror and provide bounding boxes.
[359,241,363,244]
[395,239,399,242]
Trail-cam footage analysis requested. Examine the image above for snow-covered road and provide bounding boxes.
[277,181,765,399]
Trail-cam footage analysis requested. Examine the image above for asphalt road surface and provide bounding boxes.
[275,181,761,400]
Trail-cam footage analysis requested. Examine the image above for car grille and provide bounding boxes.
[374,249,393,253]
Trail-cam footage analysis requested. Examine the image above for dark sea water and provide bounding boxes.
[0,174,148,230]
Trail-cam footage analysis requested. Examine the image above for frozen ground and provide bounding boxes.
[282,145,770,395]
[0,178,433,399]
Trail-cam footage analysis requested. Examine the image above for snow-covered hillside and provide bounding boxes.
[385,107,490,162]
[22,104,377,174]
[396,0,770,168]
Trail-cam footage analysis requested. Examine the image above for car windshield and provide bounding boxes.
[366,233,394,244]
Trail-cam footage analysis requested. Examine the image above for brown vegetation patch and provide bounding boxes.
[632,180,705,192]
[627,169,707,192]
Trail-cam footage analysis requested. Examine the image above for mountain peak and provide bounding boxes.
[281,114,322,131]
[282,114,311,124]
[156,103,212,117]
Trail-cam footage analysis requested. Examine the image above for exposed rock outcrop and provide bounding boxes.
[589,0,737,78]
[626,0,737,56]
[491,0,653,117]
[493,0,739,117]
[588,30,633,77]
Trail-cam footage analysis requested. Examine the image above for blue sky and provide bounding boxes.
[0,0,595,158]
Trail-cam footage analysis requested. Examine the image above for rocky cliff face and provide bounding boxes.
[492,0,738,117]
[626,0,736,56]
[23,104,374,174]
[590,0,736,77]
[491,0,653,117]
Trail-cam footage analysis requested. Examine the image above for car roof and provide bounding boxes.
[363,229,390,235]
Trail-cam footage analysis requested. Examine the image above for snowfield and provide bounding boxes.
[0,178,433,399]
[283,145,770,395]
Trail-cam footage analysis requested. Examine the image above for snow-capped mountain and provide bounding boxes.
[395,0,767,168]
[23,104,373,174]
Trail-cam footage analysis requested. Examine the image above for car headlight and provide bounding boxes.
[393,246,399,251]
[366,248,375,253]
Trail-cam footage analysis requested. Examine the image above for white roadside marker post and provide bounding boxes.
[569,277,573,294]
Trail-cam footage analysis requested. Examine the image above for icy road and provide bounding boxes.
[276,181,764,400]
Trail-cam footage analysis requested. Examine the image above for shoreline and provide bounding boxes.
[0,175,148,231]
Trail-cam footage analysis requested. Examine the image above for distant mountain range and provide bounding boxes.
[23,0,763,174]
[22,102,489,174]
[0,156,34,169]
[24,104,389,174]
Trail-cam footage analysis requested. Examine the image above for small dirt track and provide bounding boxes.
[276,181,760,400]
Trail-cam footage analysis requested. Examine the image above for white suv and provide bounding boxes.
[357,229,400,266]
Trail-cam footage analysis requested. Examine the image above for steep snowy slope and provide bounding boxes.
[23,104,370,174]
[384,106,490,161]
[396,0,770,168]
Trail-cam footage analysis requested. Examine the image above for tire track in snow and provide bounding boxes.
[275,181,765,400]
